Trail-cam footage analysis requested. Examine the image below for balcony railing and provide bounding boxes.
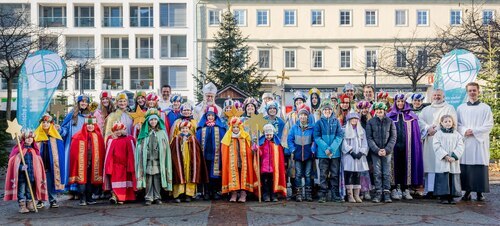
[102,17,122,27]
[130,17,153,27]
[74,17,94,27]
[66,48,95,58]
[39,17,66,27]
[136,48,153,59]
[103,48,128,58]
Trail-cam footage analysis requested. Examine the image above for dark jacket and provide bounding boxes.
[366,116,397,155]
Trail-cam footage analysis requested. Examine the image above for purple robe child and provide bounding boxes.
[386,94,424,199]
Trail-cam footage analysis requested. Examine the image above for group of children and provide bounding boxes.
[4,82,467,214]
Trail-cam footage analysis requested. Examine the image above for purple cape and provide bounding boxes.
[387,102,424,186]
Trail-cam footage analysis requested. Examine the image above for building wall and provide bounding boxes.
[0,0,196,107]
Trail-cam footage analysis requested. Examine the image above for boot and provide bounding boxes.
[372,191,382,203]
[305,186,313,202]
[461,191,471,201]
[229,191,238,202]
[26,200,35,212]
[331,190,344,203]
[18,202,29,214]
[295,187,303,202]
[353,186,363,203]
[383,190,393,203]
[477,192,485,201]
[238,191,247,203]
[346,185,355,203]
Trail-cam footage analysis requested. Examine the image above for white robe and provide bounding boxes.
[342,124,369,172]
[419,102,457,173]
[433,130,464,174]
[457,102,494,166]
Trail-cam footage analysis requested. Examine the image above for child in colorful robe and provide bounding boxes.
[135,109,172,205]
[342,111,369,203]
[356,100,374,200]
[170,121,209,202]
[221,117,258,203]
[166,94,183,129]
[106,92,133,141]
[433,115,464,204]
[196,105,227,200]
[69,115,105,206]
[104,122,137,204]
[4,130,48,213]
[93,91,115,133]
[34,113,66,208]
[170,103,198,139]
[263,101,285,139]
[258,124,287,202]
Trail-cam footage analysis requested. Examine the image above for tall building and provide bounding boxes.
[0,0,195,109]
[196,0,499,105]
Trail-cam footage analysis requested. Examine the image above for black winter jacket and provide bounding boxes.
[366,116,397,155]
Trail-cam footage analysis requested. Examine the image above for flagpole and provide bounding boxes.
[15,135,38,212]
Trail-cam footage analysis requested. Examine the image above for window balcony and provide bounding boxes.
[39,17,66,27]
[102,17,122,27]
[74,17,94,27]
[103,48,128,59]
[136,48,153,59]
[66,48,95,59]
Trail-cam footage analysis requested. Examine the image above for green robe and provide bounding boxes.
[135,129,173,191]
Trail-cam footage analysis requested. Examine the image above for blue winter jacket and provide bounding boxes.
[313,115,344,159]
[287,123,315,161]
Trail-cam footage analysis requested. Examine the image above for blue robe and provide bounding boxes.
[167,109,182,128]
[196,115,227,178]
[38,138,66,193]
[264,116,285,140]
[60,110,88,191]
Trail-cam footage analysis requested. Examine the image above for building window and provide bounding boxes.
[130,6,153,27]
[160,35,187,58]
[483,10,495,25]
[234,9,246,26]
[74,67,95,90]
[160,66,187,89]
[136,36,153,59]
[39,36,58,52]
[365,49,377,68]
[258,49,271,69]
[74,6,94,27]
[395,10,407,26]
[340,49,352,69]
[417,10,429,26]
[103,6,122,27]
[340,10,351,26]
[257,10,269,26]
[103,37,128,59]
[1,77,18,90]
[131,67,154,90]
[208,10,220,26]
[311,10,323,26]
[284,10,296,26]
[208,49,215,61]
[450,10,462,25]
[417,48,428,67]
[66,36,95,58]
[311,49,324,69]
[57,78,67,90]
[39,6,66,27]
[102,67,123,90]
[0,4,30,26]
[396,48,407,68]
[284,49,296,69]
[160,3,186,27]
[365,10,377,26]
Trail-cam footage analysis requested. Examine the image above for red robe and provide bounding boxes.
[69,125,105,185]
[258,139,287,196]
[221,137,258,194]
[4,144,48,201]
[103,135,137,201]
[170,135,209,185]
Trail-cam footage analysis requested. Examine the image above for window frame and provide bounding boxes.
[102,67,123,90]
[258,48,272,69]
[395,9,408,27]
[450,9,462,26]
[74,5,94,27]
[482,9,495,25]
[416,9,429,26]
[160,66,188,89]
[103,36,129,59]
[339,9,352,26]
[130,5,154,27]
[284,9,297,26]
[396,48,407,68]
[284,48,297,69]
[339,48,353,69]
[208,9,221,26]
[311,49,324,70]
[365,9,378,26]
[233,9,247,26]
[130,66,154,90]
[136,36,154,59]
[159,3,187,27]
[257,9,270,26]
[74,67,95,90]
[365,49,378,69]
[311,9,324,26]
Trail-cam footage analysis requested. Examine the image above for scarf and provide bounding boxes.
[467,100,481,106]
[440,127,454,133]
[206,121,215,127]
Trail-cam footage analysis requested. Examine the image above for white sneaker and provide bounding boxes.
[391,189,401,200]
[397,188,403,199]
[402,189,413,200]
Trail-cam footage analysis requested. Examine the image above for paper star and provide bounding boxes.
[6,118,23,139]
[129,106,146,125]
[245,114,267,134]
[224,106,244,118]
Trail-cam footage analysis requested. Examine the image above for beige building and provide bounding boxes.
[196,0,499,105]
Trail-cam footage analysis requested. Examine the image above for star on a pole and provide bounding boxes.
[6,118,23,139]
[224,106,244,118]
[245,114,267,134]
[129,106,146,126]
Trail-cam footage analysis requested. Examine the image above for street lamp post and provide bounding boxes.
[364,69,367,84]
[373,59,377,101]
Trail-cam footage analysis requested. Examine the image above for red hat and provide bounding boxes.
[100,91,112,99]
[111,121,126,132]
[206,105,219,115]
[297,104,311,115]
[229,117,242,127]
[179,120,192,129]
[146,93,159,102]
[377,91,389,99]
[339,94,350,103]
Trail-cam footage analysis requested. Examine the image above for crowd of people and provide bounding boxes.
[3,81,494,213]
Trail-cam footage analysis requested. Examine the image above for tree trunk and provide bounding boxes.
[6,78,13,120]
[411,80,418,92]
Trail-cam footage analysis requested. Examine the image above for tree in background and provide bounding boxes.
[196,7,265,102]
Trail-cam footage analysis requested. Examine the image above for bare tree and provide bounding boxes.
[377,31,442,91]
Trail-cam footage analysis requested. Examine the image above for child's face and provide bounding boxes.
[268,107,277,116]
[264,97,273,103]
[375,109,385,118]
[101,98,110,107]
[118,99,128,110]
[396,99,405,110]
[182,108,192,117]
[86,124,95,132]
[207,114,215,122]
[147,100,156,108]
[265,134,273,140]
[412,99,422,108]
[340,102,349,110]
[350,118,358,126]
[232,126,240,134]
[42,121,51,130]
[79,100,88,109]
[180,126,190,134]
[225,106,232,112]
[294,99,304,108]
[149,118,158,128]
[311,95,319,105]
[322,108,332,118]
[246,104,255,114]
[25,137,33,146]
[360,108,369,115]
[113,130,122,137]
[441,117,453,129]
[173,101,181,109]
[137,96,146,106]
[299,113,308,123]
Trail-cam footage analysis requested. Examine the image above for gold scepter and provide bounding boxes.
[245,114,267,203]
[6,119,38,212]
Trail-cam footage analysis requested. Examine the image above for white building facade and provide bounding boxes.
[196,0,499,105]
[0,0,196,108]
